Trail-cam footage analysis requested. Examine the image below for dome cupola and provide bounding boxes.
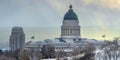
[64,5,78,20]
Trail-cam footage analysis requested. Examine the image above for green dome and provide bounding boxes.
[64,5,78,20]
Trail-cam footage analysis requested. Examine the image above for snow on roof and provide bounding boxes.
[25,38,106,47]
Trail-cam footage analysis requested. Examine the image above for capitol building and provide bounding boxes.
[24,5,106,52]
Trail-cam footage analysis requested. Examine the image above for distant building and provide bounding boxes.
[9,26,25,51]
[25,5,106,52]
[61,4,81,42]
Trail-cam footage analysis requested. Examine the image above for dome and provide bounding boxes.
[64,5,78,20]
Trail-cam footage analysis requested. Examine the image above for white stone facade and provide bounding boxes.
[61,18,81,43]
[61,20,80,38]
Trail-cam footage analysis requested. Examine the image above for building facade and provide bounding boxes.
[25,5,105,52]
[61,5,81,42]
[9,26,25,51]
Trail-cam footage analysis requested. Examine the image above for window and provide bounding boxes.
[79,39,81,41]
[73,39,76,41]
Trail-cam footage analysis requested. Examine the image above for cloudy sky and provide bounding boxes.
[1,0,120,42]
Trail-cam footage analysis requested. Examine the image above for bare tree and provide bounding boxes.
[41,44,55,59]
[72,47,80,56]
[20,50,30,60]
[78,43,95,60]
[100,38,120,60]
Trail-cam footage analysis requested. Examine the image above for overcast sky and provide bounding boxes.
[1,0,120,42]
